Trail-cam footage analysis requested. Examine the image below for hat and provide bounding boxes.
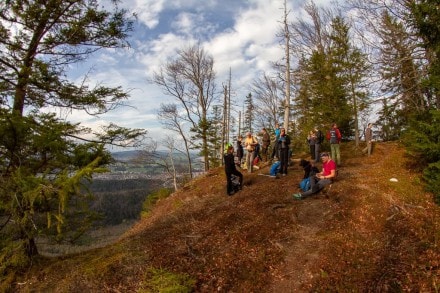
[320,152,329,157]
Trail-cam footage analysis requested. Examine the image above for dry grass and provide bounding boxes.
[10,142,440,292]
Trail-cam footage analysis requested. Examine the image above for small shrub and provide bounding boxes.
[138,267,195,293]
[141,188,173,218]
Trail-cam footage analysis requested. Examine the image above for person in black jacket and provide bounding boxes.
[224,144,243,195]
[277,128,291,176]
[299,159,319,179]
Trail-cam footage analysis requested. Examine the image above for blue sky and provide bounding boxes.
[66,0,333,147]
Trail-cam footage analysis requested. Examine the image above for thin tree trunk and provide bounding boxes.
[283,0,291,131]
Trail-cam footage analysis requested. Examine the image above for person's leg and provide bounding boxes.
[330,144,335,162]
[249,152,254,173]
[226,172,233,194]
[233,170,243,189]
[279,154,285,174]
[368,142,372,156]
[300,178,331,198]
[315,144,320,163]
[310,145,315,160]
[280,149,288,174]
[335,144,341,165]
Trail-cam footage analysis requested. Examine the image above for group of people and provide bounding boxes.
[224,122,291,195]
[307,123,341,165]
[225,122,374,197]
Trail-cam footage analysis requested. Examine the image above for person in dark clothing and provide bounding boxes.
[271,122,281,160]
[277,128,291,176]
[236,135,244,167]
[224,144,243,195]
[299,159,319,179]
[261,128,271,162]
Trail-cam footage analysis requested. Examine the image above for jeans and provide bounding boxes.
[301,176,332,197]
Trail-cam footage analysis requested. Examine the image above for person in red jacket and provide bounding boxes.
[326,123,342,166]
[293,152,336,199]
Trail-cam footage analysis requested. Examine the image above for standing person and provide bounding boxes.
[293,152,336,199]
[244,132,258,173]
[261,128,271,162]
[224,144,243,196]
[236,135,244,167]
[277,128,291,176]
[271,122,281,160]
[314,126,324,163]
[307,130,317,161]
[327,123,342,166]
[363,123,373,156]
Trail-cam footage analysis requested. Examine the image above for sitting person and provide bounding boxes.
[299,159,319,179]
[224,143,243,196]
[269,159,281,177]
[293,152,336,199]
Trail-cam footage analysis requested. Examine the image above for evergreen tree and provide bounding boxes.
[329,17,370,145]
[410,0,440,106]
[207,105,223,168]
[243,93,255,134]
[0,0,145,273]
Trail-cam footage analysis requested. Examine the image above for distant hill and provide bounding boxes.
[111,149,200,162]
[11,142,440,292]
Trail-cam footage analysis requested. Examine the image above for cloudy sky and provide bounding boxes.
[67,0,334,147]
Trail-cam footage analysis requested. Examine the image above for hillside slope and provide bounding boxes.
[11,142,440,292]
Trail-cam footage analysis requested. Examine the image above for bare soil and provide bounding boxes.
[12,142,440,292]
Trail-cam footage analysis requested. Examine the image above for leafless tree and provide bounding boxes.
[251,72,284,130]
[157,103,193,178]
[152,44,216,171]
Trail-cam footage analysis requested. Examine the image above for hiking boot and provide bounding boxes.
[292,193,303,200]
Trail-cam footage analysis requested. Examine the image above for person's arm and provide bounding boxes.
[317,169,335,179]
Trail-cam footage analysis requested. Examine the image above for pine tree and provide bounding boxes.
[0,0,145,272]
[243,93,255,134]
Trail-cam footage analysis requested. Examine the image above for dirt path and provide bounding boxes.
[269,152,374,292]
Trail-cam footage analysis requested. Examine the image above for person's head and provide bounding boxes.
[320,152,330,162]
[227,143,234,153]
[246,132,251,137]
[368,123,373,128]
[299,159,310,168]
[262,127,267,133]
[332,123,337,128]
[280,128,286,135]
[275,122,279,128]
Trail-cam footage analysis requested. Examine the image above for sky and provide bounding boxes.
[66,0,333,149]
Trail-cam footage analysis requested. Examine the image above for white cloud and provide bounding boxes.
[68,0,341,146]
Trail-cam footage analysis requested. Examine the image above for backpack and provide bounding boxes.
[329,129,338,144]
[231,174,241,192]
[299,177,311,192]
[270,161,281,176]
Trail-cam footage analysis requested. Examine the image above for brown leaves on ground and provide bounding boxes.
[14,142,440,292]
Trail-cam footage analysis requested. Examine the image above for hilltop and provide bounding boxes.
[11,142,440,292]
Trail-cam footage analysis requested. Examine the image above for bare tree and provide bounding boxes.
[282,0,292,131]
[152,44,216,171]
[251,72,284,130]
[157,103,193,178]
